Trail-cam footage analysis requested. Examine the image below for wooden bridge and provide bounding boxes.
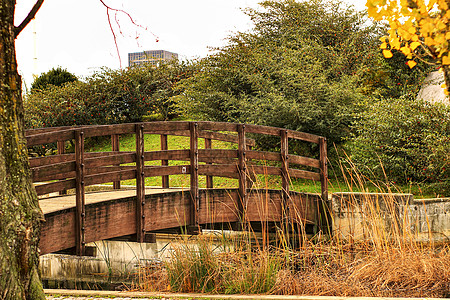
[26,121,329,256]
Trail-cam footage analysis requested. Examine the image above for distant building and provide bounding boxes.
[128,50,178,67]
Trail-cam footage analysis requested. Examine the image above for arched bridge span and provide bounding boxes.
[26,121,329,255]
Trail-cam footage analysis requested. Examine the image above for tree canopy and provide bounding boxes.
[177,0,429,146]
[30,67,78,93]
[366,0,450,96]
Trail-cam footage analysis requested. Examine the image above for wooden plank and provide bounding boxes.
[85,151,134,158]
[82,123,135,138]
[319,137,330,234]
[205,138,213,189]
[201,131,255,147]
[32,161,76,182]
[75,130,85,256]
[280,129,290,234]
[84,153,136,169]
[112,134,121,189]
[198,164,239,179]
[245,124,281,136]
[238,124,247,229]
[246,150,281,162]
[29,153,75,168]
[145,191,192,232]
[289,155,320,169]
[35,179,76,196]
[198,149,238,158]
[84,169,136,186]
[197,121,238,132]
[145,129,189,135]
[143,121,190,132]
[247,165,282,176]
[34,171,76,182]
[85,165,136,176]
[287,130,321,144]
[57,140,67,195]
[198,189,239,225]
[30,151,135,171]
[144,129,256,147]
[199,157,237,165]
[161,134,169,188]
[136,123,146,242]
[281,130,289,195]
[144,149,190,161]
[319,137,328,201]
[26,126,74,136]
[144,165,191,177]
[190,122,199,226]
[288,168,321,181]
[26,130,75,146]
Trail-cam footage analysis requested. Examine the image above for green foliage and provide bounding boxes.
[348,98,450,196]
[24,60,196,128]
[31,67,78,93]
[361,46,435,99]
[177,0,385,145]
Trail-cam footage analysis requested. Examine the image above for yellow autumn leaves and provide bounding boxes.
[366,0,450,72]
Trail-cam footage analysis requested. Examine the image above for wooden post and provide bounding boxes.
[280,129,290,234]
[205,138,213,188]
[319,137,330,234]
[75,130,85,256]
[136,124,146,243]
[161,134,169,188]
[238,124,247,230]
[190,122,199,227]
[112,134,121,189]
[57,140,67,195]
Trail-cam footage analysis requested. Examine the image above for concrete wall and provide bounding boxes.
[332,192,450,244]
[40,232,235,287]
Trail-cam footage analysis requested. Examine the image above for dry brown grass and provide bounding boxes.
[135,163,450,297]
[272,245,450,297]
[135,239,449,297]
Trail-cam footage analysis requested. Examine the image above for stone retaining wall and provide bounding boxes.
[332,192,450,243]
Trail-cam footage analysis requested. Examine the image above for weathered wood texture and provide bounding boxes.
[27,121,328,255]
[39,189,319,255]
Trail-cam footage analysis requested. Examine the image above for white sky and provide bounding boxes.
[15,0,367,87]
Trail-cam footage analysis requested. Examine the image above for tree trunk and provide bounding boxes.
[0,1,45,299]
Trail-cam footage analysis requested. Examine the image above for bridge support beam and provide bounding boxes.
[161,134,169,188]
[75,130,85,256]
[190,122,199,228]
[281,129,290,239]
[136,124,146,243]
[238,124,247,230]
[318,137,330,235]
[112,134,121,190]
[205,137,213,189]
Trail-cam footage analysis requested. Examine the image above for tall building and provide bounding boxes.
[128,50,178,67]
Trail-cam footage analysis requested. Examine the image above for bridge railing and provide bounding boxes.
[26,121,327,255]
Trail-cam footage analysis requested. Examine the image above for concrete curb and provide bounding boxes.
[44,289,446,300]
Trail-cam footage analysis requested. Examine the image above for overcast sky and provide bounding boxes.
[15,0,368,87]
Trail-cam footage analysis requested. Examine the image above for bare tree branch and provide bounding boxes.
[99,0,159,68]
[14,0,45,38]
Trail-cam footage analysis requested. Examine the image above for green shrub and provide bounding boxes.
[24,60,197,128]
[177,0,377,146]
[31,67,78,93]
[348,98,450,196]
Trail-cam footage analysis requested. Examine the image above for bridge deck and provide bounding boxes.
[39,187,184,215]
